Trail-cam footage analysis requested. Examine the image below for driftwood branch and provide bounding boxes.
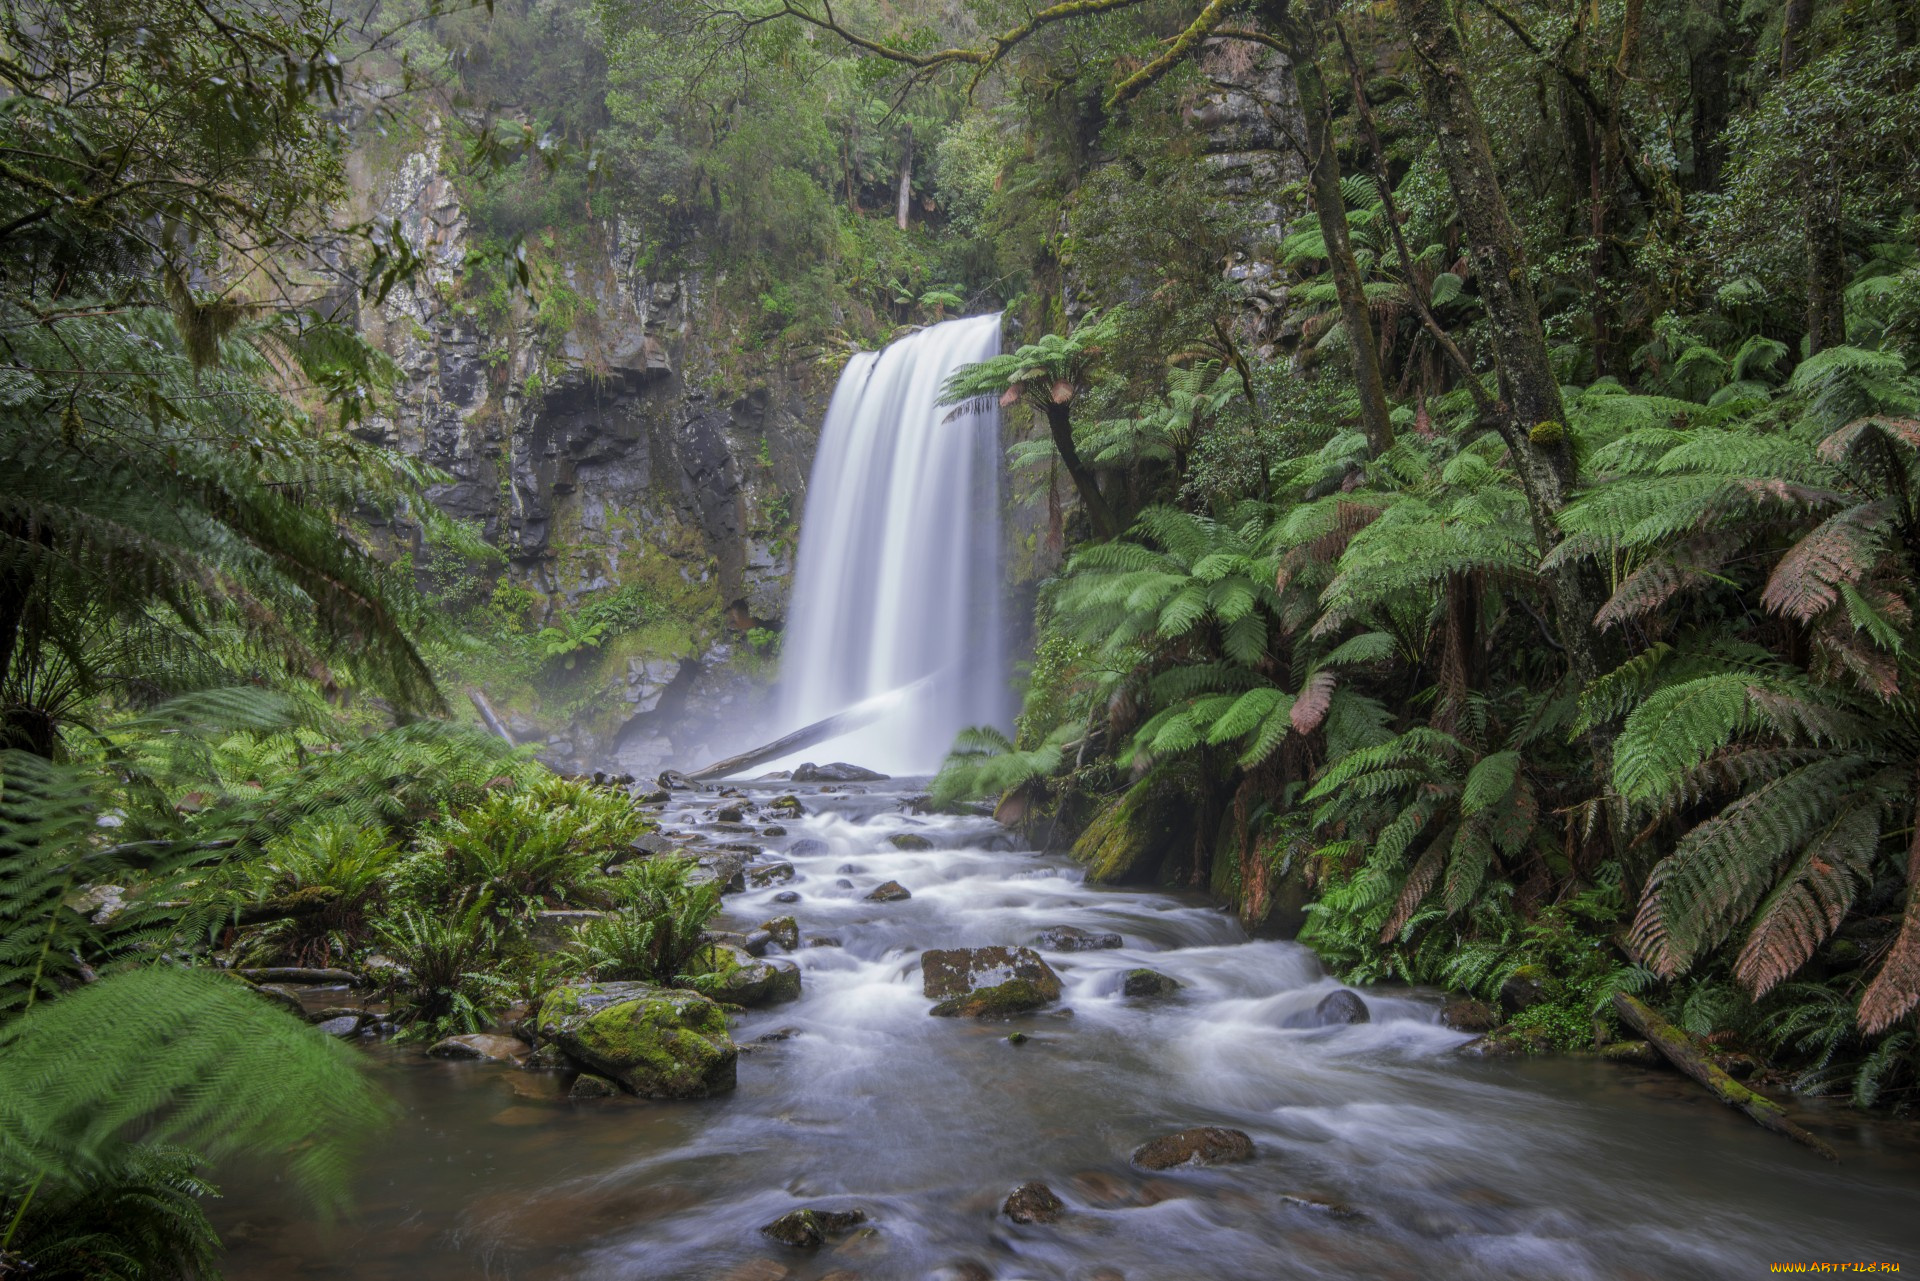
[1613,993,1839,1162]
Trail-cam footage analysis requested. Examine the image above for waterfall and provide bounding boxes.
[774,313,1008,773]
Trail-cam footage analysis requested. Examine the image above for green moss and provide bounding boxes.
[1071,778,1180,883]
[929,978,1050,1018]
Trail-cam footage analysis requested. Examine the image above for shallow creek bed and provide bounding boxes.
[213,781,1920,1280]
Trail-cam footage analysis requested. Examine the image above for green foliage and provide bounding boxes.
[373,900,509,1039]
[3,1144,221,1281]
[566,859,720,984]
[0,967,385,1210]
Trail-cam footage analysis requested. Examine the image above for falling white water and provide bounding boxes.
[773,313,1008,773]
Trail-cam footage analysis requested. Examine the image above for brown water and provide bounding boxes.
[216,782,1920,1280]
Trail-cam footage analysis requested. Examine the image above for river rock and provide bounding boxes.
[657,770,703,791]
[760,915,800,949]
[530,910,609,951]
[536,982,736,1098]
[715,805,747,822]
[789,838,828,858]
[1122,969,1182,999]
[1033,925,1123,952]
[1314,989,1370,1025]
[762,825,787,837]
[887,832,933,851]
[315,1015,361,1038]
[792,762,890,783]
[759,1207,868,1248]
[1002,1180,1065,1224]
[770,794,806,816]
[689,852,748,894]
[1499,968,1548,1015]
[629,831,678,858]
[695,943,803,1007]
[1283,989,1369,1028]
[428,1033,529,1064]
[922,947,1062,999]
[1439,996,1499,1032]
[568,1072,621,1099]
[772,890,801,904]
[866,880,911,902]
[525,1042,573,1069]
[634,788,671,805]
[1130,1126,1256,1170]
[748,861,795,887]
[922,946,1061,1018]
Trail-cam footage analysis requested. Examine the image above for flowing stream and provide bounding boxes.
[218,783,1920,1279]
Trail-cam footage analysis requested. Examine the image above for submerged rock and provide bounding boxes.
[792,762,890,783]
[1130,1126,1256,1170]
[1033,925,1123,952]
[1122,969,1182,999]
[759,1206,869,1248]
[427,1033,528,1064]
[1002,1180,1065,1224]
[568,1072,621,1099]
[887,832,933,851]
[866,880,912,902]
[536,982,736,1098]
[789,838,828,859]
[772,890,801,904]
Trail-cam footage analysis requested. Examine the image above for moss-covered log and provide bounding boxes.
[1612,993,1838,1161]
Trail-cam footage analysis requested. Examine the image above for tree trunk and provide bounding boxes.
[1391,0,1607,691]
[1781,0,1847,353]
[1687,0,1732,191]
[1613,993,1839,1161]
[896,126,914,232]
[1044,401,1120,539]
[1280,17,1395,457]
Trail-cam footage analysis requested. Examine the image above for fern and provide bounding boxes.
[0,966,385,1208]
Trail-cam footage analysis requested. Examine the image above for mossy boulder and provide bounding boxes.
[536,981,736,1098]
[1070,778,1187,884]
[888,832,933,851]
[689,943,802,1007]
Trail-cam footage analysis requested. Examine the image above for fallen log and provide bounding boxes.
[238,966,364,987]
[469,688,515,745]
[1612,992,1838,1161]
[233,886,341,927]
[687,674,938,781]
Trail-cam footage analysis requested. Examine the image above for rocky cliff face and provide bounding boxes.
[350,120,831,775]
